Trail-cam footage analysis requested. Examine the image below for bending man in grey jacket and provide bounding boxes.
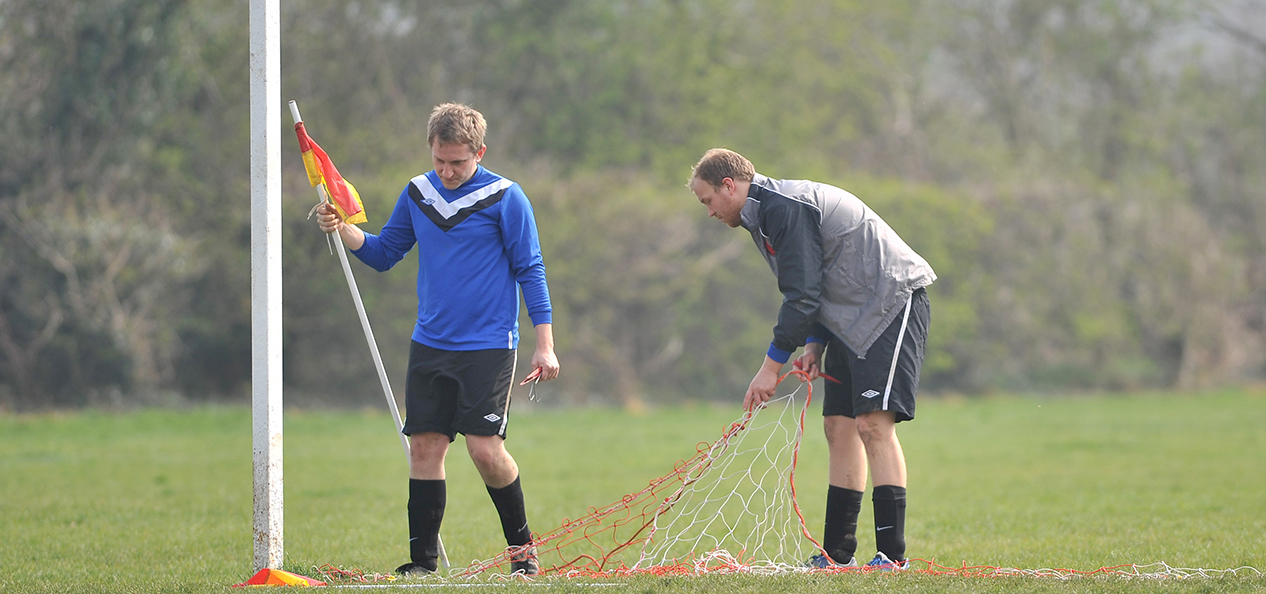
[688,148,936,570]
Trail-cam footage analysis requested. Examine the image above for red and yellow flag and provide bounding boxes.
[294,122,367,224]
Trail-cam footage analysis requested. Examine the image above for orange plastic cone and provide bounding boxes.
[233,568,327,587]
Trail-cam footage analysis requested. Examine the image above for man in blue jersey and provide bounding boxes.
[316,103,559,576]
[687,148,935,571]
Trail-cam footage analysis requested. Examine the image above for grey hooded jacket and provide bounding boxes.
[739,173,936,359]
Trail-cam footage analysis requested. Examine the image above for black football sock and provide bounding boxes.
[872,484,907,561]
[407,479,445,571]
[822,485,864,563]
[487,475,532,547]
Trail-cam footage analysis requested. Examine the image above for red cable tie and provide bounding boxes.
[519,367,542,385]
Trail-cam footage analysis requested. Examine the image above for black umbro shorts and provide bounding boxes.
[402,340,517,442]
[821,288,930,423]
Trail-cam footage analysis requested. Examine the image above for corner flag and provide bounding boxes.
[293,121,367,224]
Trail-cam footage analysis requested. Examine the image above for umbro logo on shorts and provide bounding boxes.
[861,390,880,399]
[484,413,501,423]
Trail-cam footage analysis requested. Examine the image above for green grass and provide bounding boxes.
[1,388,1263,593]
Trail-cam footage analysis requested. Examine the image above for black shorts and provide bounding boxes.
[822,288,930,423]
[402,341,517,442]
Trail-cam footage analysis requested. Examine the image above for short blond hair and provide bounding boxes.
[690,148,755,188]
[427,103,486,154]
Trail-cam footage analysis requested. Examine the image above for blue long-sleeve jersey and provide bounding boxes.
[349,166,552,351]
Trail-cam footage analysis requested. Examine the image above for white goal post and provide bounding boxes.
[249,0,283,572]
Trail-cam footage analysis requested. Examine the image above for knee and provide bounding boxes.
[466,437,507,471]
[823,416,853,446]
[410,433,448,461]
[468,447,495,470]
[855,413,895,446]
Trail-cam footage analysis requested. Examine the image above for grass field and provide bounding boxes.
[1,387,1263,593]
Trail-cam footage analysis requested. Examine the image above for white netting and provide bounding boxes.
[633,387,818,573]
[908,561,1264,580]
[454,375,820,577]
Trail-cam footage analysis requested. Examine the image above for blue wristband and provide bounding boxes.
[766,343,792,364]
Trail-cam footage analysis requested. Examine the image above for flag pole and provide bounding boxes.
[288,100,450,570]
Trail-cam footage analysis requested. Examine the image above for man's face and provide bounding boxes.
[431,141,485,190]
[690,176,744,228]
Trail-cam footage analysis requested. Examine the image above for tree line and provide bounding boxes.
[2,0,1263,409]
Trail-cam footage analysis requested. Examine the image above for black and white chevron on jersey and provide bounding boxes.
[408,175,514,232]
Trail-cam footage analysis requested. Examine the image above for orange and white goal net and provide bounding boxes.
[316,372,1262,582]
[461,374,823,577]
